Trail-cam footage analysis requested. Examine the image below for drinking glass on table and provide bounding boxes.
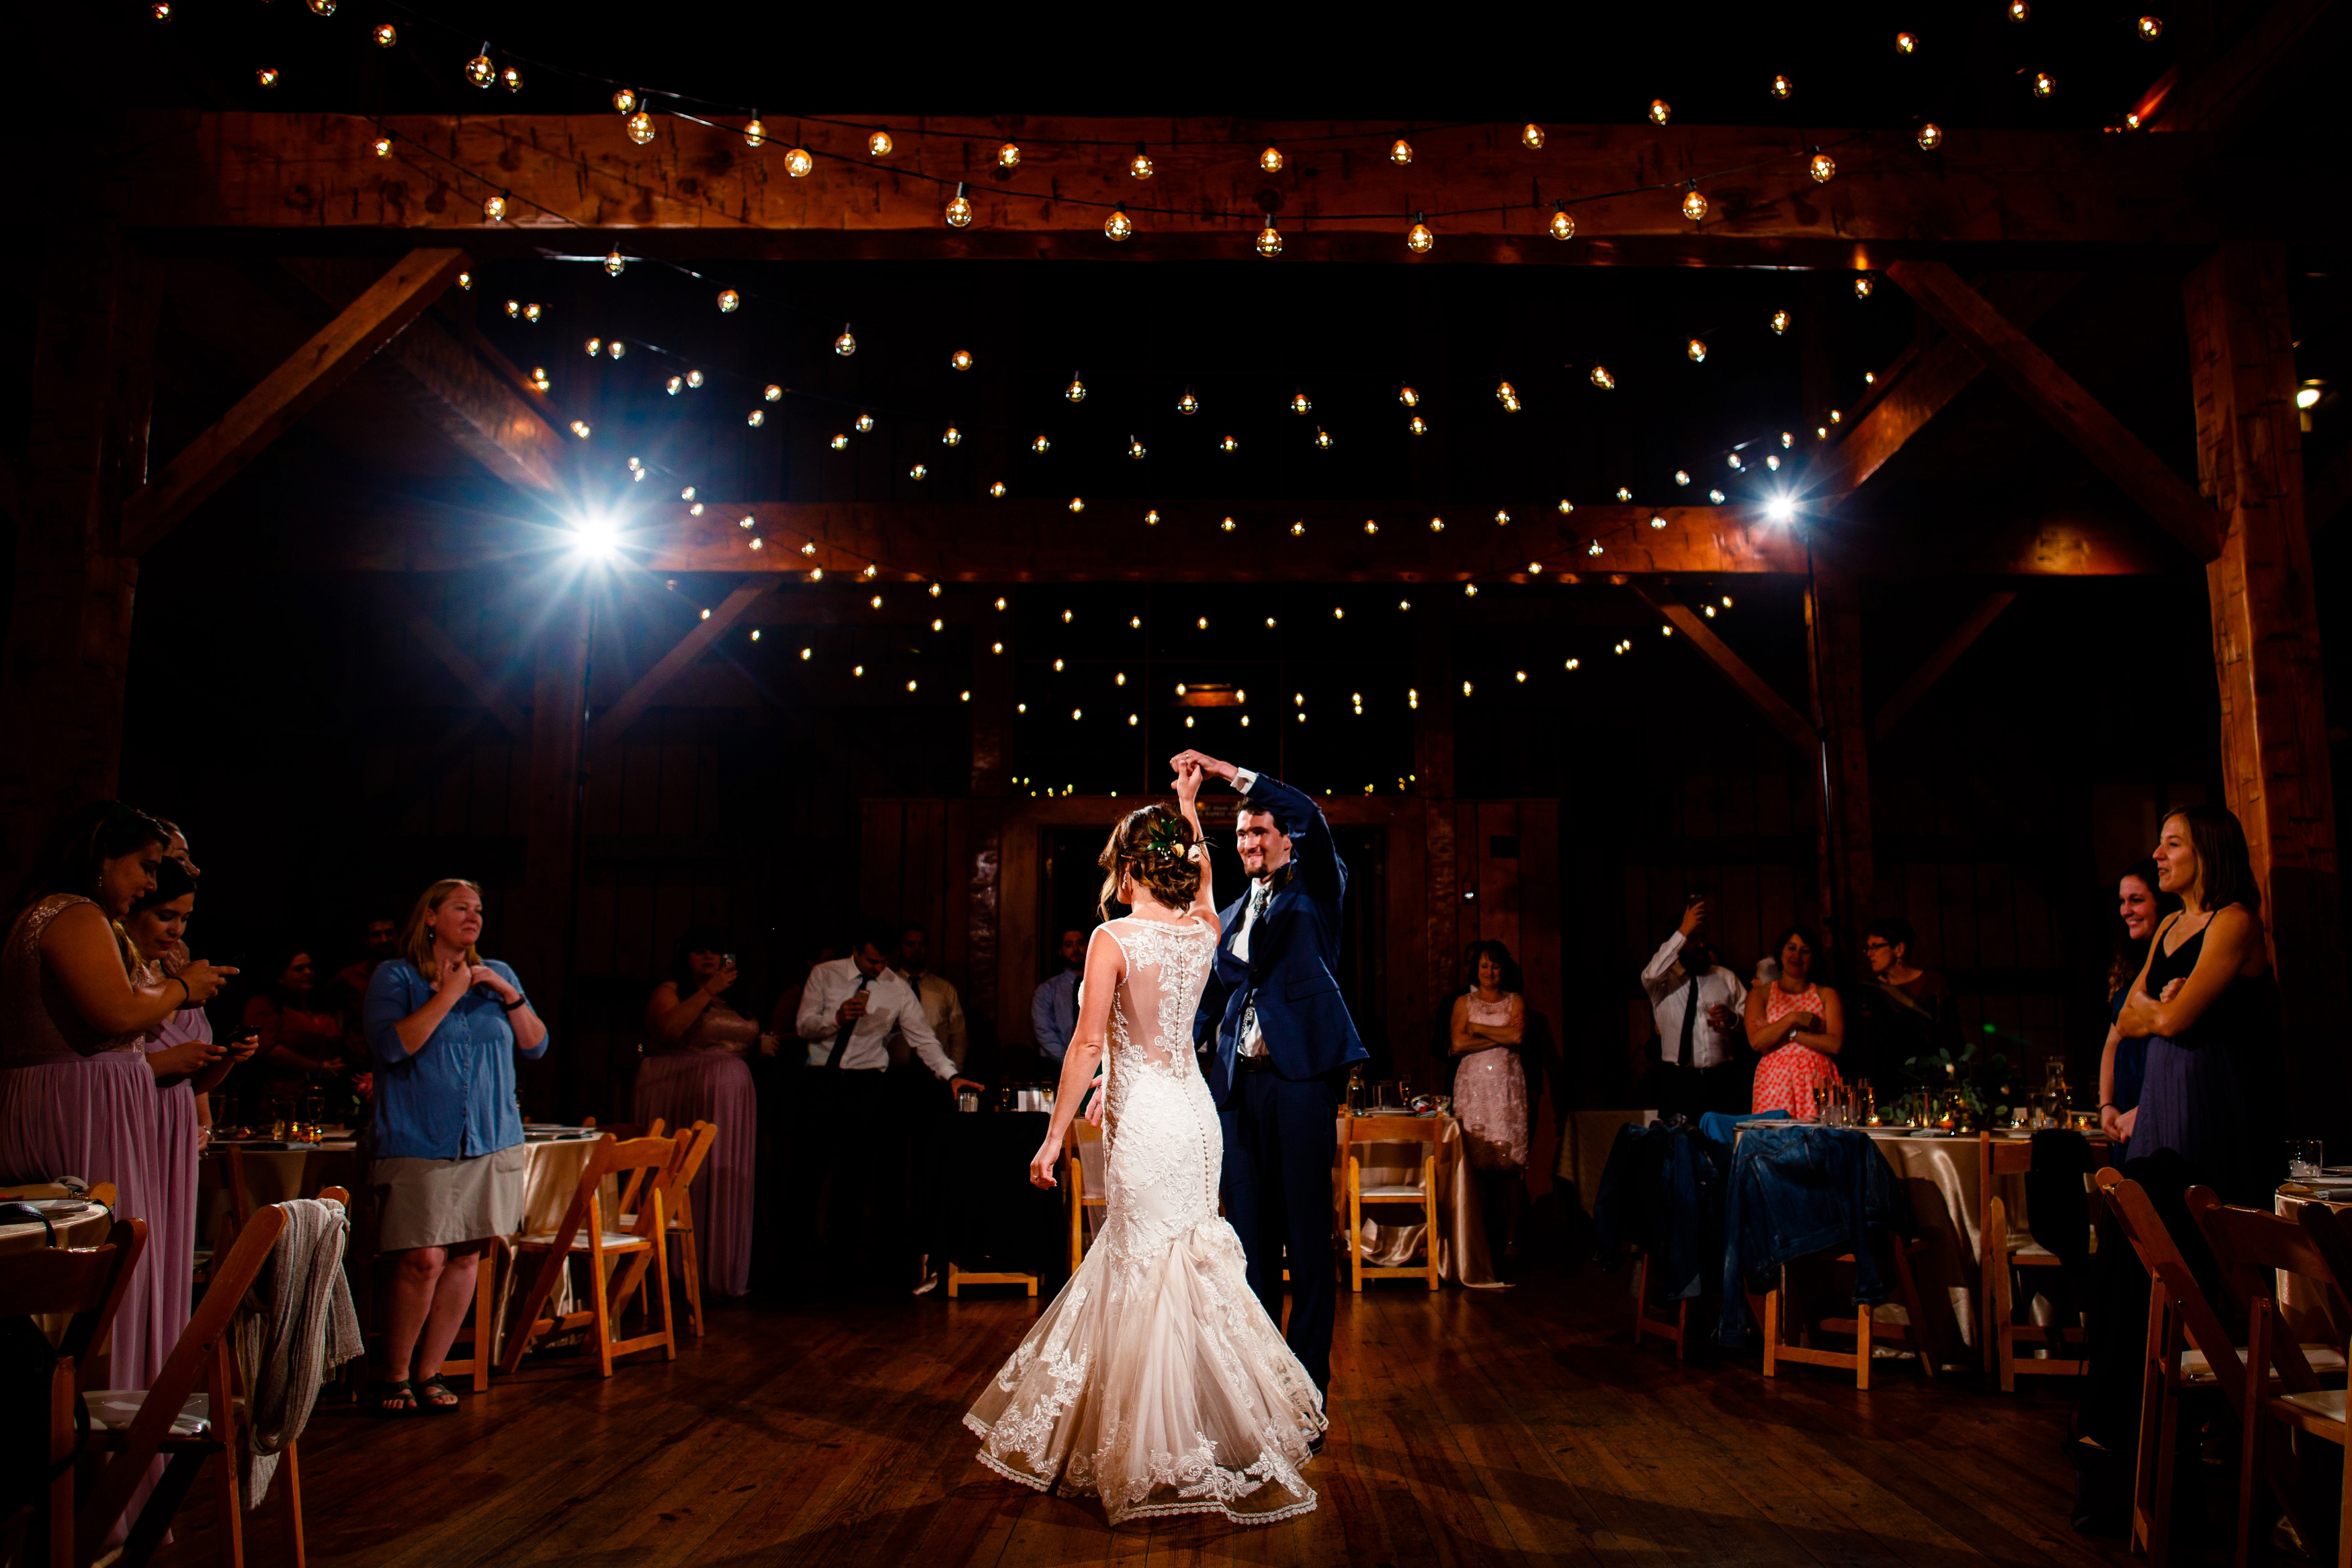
[2287,1140,2325,1181]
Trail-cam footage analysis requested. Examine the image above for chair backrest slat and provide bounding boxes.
[2098,1170,2250,1405]
[1349,1115,1440,1147]
[669,1121,718,1192]
[2193,1189,2352,1392]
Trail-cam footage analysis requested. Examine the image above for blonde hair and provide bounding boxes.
[1096,805,1201,918]
[399,878,485,971]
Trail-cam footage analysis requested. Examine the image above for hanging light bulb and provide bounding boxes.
[2033,70,2055,97]
[1896,30,1918,52]
[1809,150,1836,183]
[585,337,601,356]
[1315,428,1333,449]
[1495,509,1512,525]
[835,324,857,355]
[1501,391,1521,412]
[2138,14,2162,38]
[522,302,543,322]
[1429,517,1445,531]
[1178,389,1199,415]
[1853,273,1876,298]
[256,66,283,87]
[1522,123,1546,149]
[1495,380,1517,404]
[1257,220,1282,257]
[603,249,626,276]
[500,65,523,91]
[990,481,1007,497]
[1765,453,1781,470]
[747,409,765,427]
[1032,433,1050,453]
[1649,99,1672,124]
[570,420,591,439]
[464,48,494,87]
[909,463,927,480]
[1771,74,1792,99]
[2009,0,2030,18]
[1409,415,1429,435]
[613,88,636,113]
[626,110,656,145]
[1549,202,1576,240]
[998,142,1021,168]
[716,289,741,313]
[761,384,781,402]
[1128,143,1155,179]
[1681,183,1708,222]
[1616,486,1634,500]
[1675,470,1691,486]
[372,136,393,158]
[1591,365,1616,390]
[1260,146,1285,173]
[784,147,813,177]
[951,349,974,371]
[868,128,894,157]
[1221,435,1239,452]
[1390,137,1414,163]
[1558,498,1574,514]
[1406,212,1433,253]
[1781,431,1795,448]
[1769,308,1791,334]
[1917,122,1945,150]
[372,22,396,46]
[1069,498,1086,513]
[1728,451,1744,470]
[1400,386,1421,408]
[667,376,683,395]
[946,182,973,228]
[1105,203,1134,241]
[1128,436,1145,459]
[829,434,848,450]
[608,340,625,359]
[943,427,963,446]
[481,191,507,222]
[1292,391,1312,415]
[1066,374,1087,402]
[1687,339,1707,362]
[745,116,765,147]
[685,369,703,388]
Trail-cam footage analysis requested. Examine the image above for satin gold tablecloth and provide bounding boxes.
[0,1199,114,1255]
[1863,1130,2024,1353]
[1070,1113,1503,1290]
[2273,1181,2352,1340]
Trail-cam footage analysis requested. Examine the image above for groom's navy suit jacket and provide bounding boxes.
[1191,772,1368,1107]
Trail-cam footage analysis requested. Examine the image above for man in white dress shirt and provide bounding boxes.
[1642,896,1749,1120]
[797,922,984,1287]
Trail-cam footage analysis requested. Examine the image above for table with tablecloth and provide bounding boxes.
[2273,1180,2352,1341]
[1070,1110,1503,1290]
[0,1196,115,1256]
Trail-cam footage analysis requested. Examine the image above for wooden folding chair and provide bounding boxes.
[610,1119,669,1219]
[83,1183,119,1212]
[1345,1116,1440,1292]
[0,1215,144,1568]
[621,1123,714,1337]
[1064,1120,1107,1274]
[1981,1131,2091,1390]
[500,1135,679,1378]
[1633,1252,1694,1359]
[80,1205,295,1568]
[2187,1190,2352,1568]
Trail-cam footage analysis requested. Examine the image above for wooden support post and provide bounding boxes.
[966,604,1011,1026]
[1805,569,1874,973]
[0,230,157,885]
[2183,242,2348,1135]
[1415,615,1458,1024]
[520,593,592,1114]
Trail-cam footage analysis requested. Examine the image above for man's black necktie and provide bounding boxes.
[826,974,872,1070]
[1677,973,1702,1068]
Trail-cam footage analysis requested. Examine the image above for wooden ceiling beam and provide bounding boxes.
[1886,259,2222,562]
[2144,0,2347,142]
[1869,590,2019,742]
[119,247,466,554]
[1810,272,2080,504]
[397,594,530,738]
[1628,585,1817,756]
[586,578,771,747]
[101,112,2300,254]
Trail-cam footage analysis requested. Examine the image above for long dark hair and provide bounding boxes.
[671,925,742,1008]
[8,800,172,930]
[2109,857,2181,1000]
[2170,804,2261,917]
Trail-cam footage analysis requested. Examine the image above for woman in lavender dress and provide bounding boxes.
[0,802,235,1391]
[635,927,772,1299]
[123,857,259,1364]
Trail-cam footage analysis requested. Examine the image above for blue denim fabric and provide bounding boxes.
[362,959,545,1160]
[1591,1121,1722,1301]
[1716,1124,1907,1345]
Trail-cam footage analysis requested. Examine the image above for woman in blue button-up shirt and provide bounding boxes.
[363,877,548,1414]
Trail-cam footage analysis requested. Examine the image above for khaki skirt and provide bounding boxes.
[372,1143,530,1251]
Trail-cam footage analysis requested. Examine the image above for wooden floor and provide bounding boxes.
[155,1266,2128,1568]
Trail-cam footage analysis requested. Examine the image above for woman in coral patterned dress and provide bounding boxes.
[1744,924,1846,1117]
[966,761,1324,1527]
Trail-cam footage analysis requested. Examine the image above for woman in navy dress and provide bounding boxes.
[2096,859,2177,1155]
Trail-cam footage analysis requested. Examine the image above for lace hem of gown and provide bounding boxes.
[963,1410,1322,1526]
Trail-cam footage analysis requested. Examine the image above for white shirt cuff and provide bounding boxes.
[1233,767,1259,795]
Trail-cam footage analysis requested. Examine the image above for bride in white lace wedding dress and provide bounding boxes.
[964,763,1325,1526]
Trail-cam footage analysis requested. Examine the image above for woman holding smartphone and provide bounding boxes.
[636,927,772,1299]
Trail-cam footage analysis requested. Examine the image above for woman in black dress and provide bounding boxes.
[2114,804,2275,1203]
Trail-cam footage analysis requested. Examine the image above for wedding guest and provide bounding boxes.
[153,816,201,878]
[894,922,968,1295]
[243,947,353,1084]
[1447,939,1529,1262]
[1030,928,1086,1064]
[1640,896,1749,1119]
[636,926,771,1299]
[123,859,257,1368]
[2097,859,2178,1152]
[325,915,399,1016]
[0,801,235,1395]
[894,924,968,1071]
[1851,915,1956,1088]
[1745,925,1845,1116]
[363,878,548,1414]
[2115,806,2275,1202]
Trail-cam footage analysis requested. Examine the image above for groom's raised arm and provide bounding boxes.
[1229,768,1345,909]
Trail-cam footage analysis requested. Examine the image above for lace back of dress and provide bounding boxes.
[1105,916,1212,1078]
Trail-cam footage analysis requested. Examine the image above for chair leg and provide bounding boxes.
[588,1231,616,1379]
[2148,1358,2181,1568]
[679,1221,704,1338]
[1888,1242,1937,1382]
[1761,1284,1781,1378]
[2335,1429,2351,1568]
[211,1439,245,1568]
[653,1216,678,1362]
[1674,1298,1691,1361]
[1635,1254,1653,1347]
[1347,1164,1363,1295]
[2132,1296,2173,1563]
[1425,1160,1441,1290]
[1855,1291,1872,1391]
[278,1442,306,1568]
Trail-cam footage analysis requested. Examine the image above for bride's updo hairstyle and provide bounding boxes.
[1097,803,1202,918]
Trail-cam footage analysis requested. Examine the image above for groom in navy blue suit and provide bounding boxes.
[1177,750,1367,1399]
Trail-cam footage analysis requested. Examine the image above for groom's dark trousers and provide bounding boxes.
[1196,769,1368,1399]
